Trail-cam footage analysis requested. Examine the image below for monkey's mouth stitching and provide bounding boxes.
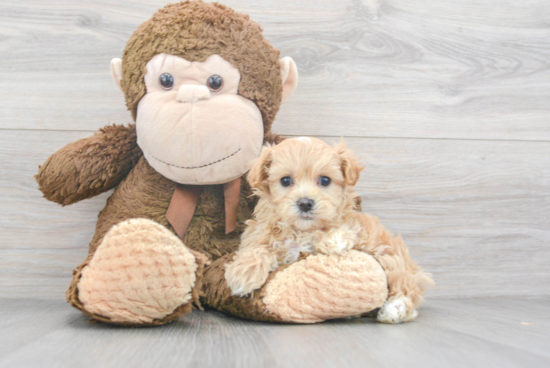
[148,148,241,169]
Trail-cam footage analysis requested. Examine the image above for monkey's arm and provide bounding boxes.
[36,124,142,205]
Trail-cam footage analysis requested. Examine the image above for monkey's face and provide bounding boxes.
[135,53,264,185]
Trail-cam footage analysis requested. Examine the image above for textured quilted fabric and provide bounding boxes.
[262,251,388,323]
[78,218,198,324]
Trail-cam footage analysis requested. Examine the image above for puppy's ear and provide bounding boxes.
[247,145,273,190]
[335,140,364,186]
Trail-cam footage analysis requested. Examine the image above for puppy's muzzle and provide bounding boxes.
[297,198,314,213]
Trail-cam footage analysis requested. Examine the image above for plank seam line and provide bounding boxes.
[1,128,550,143]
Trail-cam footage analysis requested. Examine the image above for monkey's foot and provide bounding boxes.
[262,250,388,323]
[74,218,201,325]
[203,250,388,324]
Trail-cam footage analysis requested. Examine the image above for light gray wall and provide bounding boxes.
[1,0,549,299]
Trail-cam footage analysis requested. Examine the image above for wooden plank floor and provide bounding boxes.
[0,298,548,368]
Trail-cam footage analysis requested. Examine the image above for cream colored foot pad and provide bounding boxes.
[78,218,197,324]
[263,250,388,323]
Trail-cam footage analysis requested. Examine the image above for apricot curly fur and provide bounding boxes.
[224,138,433,322]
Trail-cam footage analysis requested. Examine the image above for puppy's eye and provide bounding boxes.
[280,176,293,187]
[159,73,174,90]
[319,176,331,187]
[207,74,223,92]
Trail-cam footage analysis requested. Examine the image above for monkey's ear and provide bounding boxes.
[279,57,298,103]
[110,58,123,91]
[247,145,273,190]
[335,140,364,186]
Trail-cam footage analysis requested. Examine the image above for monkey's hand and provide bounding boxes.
[36,124,141,205]
[316,226,358,255]
[224,246,278,297]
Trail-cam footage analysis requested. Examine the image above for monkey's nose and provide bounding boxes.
[177,85,211,103]
[297,198,314,213]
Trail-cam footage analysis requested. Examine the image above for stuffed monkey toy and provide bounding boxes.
[36,1,389,325]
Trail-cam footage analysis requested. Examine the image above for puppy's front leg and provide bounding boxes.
[316,225,358,255]
[225,247,278,297]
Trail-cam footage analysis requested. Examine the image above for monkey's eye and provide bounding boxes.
[159,73,174,90]
[280,176,293,187]
[207,74,223,92]
[319,176,331,187]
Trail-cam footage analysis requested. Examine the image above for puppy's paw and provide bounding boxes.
[225,267,267,296]
[225,248,278,297]
[316,227,357,255]
[377,297,417,324]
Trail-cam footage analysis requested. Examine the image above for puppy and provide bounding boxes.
[225,137,434,323]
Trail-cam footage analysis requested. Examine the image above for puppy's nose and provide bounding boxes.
[297,198,314,213]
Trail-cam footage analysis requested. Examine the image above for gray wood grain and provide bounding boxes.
[0,298,548,368]
[0,0,549,140]
[1,130,549,299]
[0,0,549,299]
[0,130,110,250]
[0,249,87,300]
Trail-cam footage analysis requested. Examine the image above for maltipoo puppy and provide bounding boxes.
[225,137,434,323]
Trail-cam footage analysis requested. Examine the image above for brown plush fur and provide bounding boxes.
[35,2,287,325]
[54,146,259,324]
[36,124,141,206]
[87,156,258,258]
[122,1,283,136]
[36,1,284,262]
